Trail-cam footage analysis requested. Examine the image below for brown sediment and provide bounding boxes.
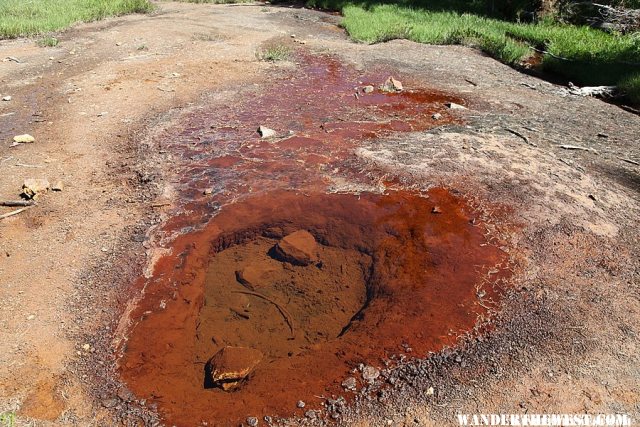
[119,190,511,426]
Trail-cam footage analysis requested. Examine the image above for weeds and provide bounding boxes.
[257,44,292,61]
[37,36,59,47]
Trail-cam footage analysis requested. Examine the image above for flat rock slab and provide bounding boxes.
[207,346,263,391]
[273,230,318,266]
[235,262,279,289]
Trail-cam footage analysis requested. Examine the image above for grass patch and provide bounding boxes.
[619,73,640,103]
[257,44,292,61]
[37,35,59,47]
[0,0,154,39]
[335,3,640,102]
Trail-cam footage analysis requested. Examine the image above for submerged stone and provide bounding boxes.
[273,230,318,266]
[206,346,263,391]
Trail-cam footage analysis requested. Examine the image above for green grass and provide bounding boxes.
[0,0,154,39]
[315,2,640,103]
[37,35,59,47]
[256,44,292,61]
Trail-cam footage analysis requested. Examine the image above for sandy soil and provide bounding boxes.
[0,2,638,426]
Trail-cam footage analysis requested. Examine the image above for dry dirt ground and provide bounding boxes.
[0,2,638,426]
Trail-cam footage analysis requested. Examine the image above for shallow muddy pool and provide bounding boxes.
[117,51,511,426]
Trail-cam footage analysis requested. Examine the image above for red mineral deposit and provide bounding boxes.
[117,51,511,426]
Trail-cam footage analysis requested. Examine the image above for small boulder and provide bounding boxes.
[22,178,50,199]
[362,85,374,94]
[361,365,380,383]
[2,96,11,101]
[206,346,263,391]
[13,134,35,143]
[51,181,64,192]
[446,102,467,110]
[257,126,276,138]
[273,230,318,266]
[380,76,403,92]
[341,376,357,391]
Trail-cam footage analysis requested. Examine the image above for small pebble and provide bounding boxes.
[297,400,305,408]
[2,96,11,101]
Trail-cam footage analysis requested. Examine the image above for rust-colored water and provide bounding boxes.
[150,52,464,229]
[118,51,511,426]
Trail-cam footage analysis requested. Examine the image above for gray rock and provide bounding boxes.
[362,85,374,93]
[257,126,276,138]
[362,365,380,383]
[297,400,305,408]
[341,376,357,391]
[247,417,259,427]
[380,76,403,92]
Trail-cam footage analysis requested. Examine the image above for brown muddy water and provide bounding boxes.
[117,51,512,426]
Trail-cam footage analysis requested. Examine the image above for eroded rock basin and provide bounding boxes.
[114,48,514,425]
[119,190,511,425]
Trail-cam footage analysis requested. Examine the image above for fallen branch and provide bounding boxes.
[232,290,295,338]
[566,83,617,97]
[619,157,639,166]
[505,128,536,146]
[15,163,43,168]
[560,144,599,154]
[0,207,31,220]
[229,308,250,320]
[0,200,35,207]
